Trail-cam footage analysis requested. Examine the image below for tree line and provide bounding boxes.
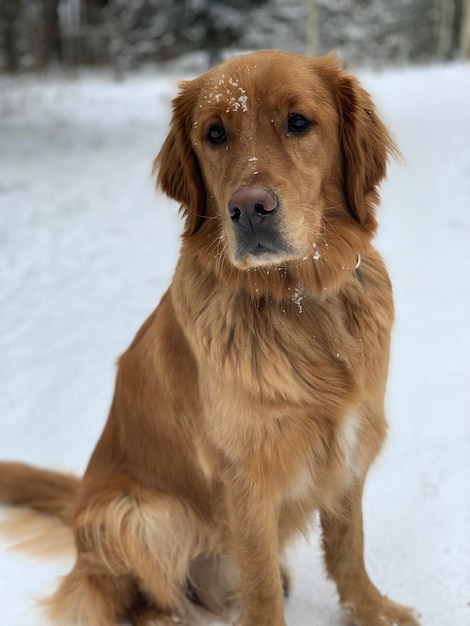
[1,0,469,74]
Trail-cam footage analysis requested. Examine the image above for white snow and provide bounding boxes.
[1,61,470,626]
[238,94,248,112]
[292,283,305,313]
[312,242,321,261]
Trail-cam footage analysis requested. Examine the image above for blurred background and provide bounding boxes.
[1,2,469,626]
[1,0,470,76]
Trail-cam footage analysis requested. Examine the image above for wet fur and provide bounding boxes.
[0,51,419,626]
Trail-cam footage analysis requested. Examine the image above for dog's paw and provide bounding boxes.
[342,597,421,626]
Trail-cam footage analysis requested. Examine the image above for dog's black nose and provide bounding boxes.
[228,186,278,226]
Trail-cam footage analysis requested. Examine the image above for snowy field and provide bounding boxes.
[1,58,469,625]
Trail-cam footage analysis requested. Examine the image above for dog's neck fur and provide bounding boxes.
[181,203,376,303]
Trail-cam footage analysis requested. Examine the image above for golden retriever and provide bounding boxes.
[0,50,420,626]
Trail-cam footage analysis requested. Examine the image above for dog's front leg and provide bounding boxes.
[225,477,287,626]
[320,480,420,626]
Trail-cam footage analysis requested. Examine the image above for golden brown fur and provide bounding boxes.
[0,51,419,626]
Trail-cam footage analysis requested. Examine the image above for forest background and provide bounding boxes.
[2,0,470,76]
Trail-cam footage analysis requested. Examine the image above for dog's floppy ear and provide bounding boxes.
[324,57,397,223]
[153,81,206,234]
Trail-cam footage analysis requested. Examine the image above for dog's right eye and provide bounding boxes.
[287,114,311,133]
[207,124,227,145]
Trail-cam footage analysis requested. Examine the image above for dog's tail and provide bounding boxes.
[0,461,80,523]
[0,462,80,557]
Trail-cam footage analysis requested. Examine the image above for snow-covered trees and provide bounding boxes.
[0,0,62,70]
[315,0,436,66]
[1,0,469,72]
[460,0,470,56]
[102,0,270,74]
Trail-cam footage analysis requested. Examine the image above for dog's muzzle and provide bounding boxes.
[227,185,294,264]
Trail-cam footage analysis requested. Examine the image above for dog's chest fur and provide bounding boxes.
[172,261,377,509]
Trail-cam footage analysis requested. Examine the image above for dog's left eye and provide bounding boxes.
[287,114,311,133]
[207,124,227,145]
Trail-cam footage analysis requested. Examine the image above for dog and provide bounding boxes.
[0,50,420,626]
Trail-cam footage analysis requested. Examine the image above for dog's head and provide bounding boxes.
[155,51,396,293]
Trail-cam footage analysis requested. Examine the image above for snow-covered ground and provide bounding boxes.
[1,59,469,626]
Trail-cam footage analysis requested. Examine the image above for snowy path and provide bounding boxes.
[1,62,469,625]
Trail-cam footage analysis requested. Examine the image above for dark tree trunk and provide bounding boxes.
[2,0,21,72]
[36,0,62,69]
